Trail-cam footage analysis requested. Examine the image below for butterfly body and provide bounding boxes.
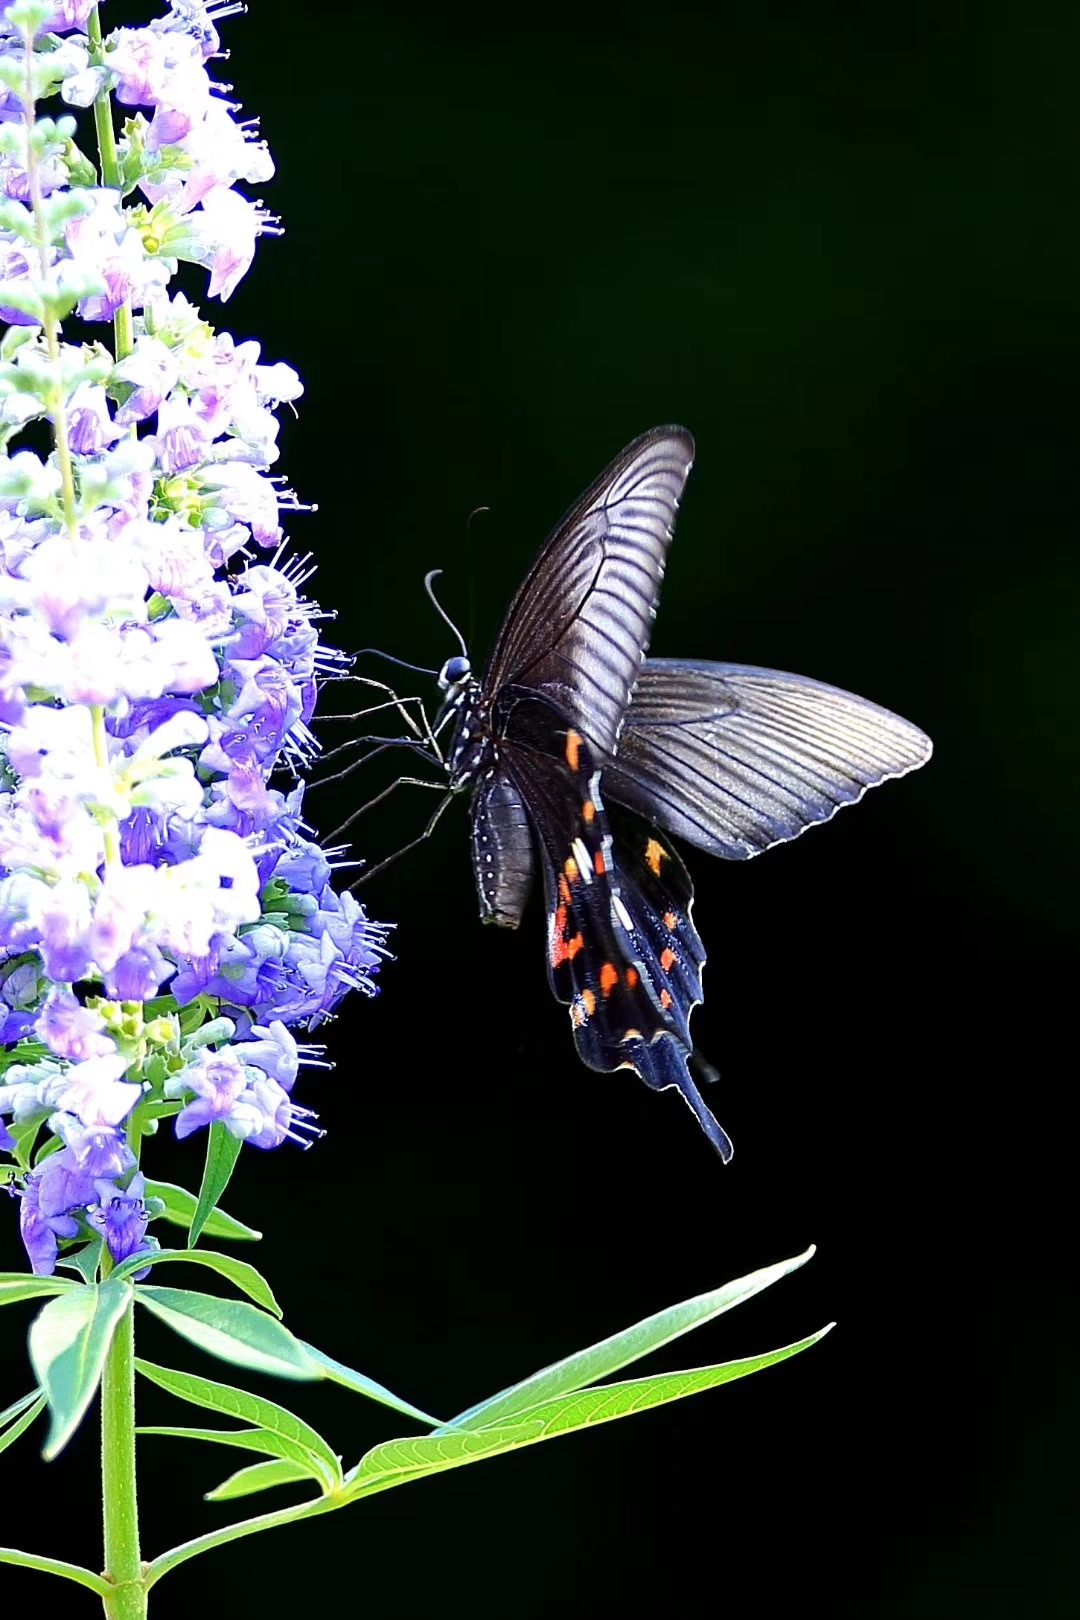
[434,427,932,1159]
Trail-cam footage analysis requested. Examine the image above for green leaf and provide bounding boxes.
[143,1179,261,1242]
[0,1274,76,1308]
[205,1457,315,1501]
[298,1340,443,1428]
[29,1279,133,1459]
[4,1115,45,1169]
[441,1245,818,1432]
[113,1248,280,1314]
[0,1388,42,1429]
[135,1426,334,1488]
[189,1124,242,1247]
[134,1357,341,1486]
[133,1288,318,1380]
[0,1545,112,1598]
[345,1330,831,1502]
[0,1392,46,1456]
[57,1238,104,1286]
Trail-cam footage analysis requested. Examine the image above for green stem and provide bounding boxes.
[99,1301,146,1620]
[87,5,135,364]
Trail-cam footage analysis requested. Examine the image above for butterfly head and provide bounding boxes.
[437,653,472,693]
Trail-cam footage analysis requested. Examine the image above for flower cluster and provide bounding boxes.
[0,0,388,1276]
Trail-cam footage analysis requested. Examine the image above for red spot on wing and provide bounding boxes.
[660,988,674,1010]
[550,904,585,968]
[599,962,619,996]
[593,848,606,876]
[625,966,639,988]
[660,946,677,972]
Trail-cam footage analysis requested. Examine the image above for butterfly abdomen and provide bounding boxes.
[470,768,535,928]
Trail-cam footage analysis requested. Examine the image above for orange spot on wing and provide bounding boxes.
[599,962,619,996]
[550,909,585,968]
[559,875,573,906]
[564,856,579,883]
[645,838,667,876]
[571,986,598,1026]
[625,966,639,988]
[660,946,677,972]
[564,729,582,772]
[663,911,678,931]
[582,799,596,823]
[660,988,674,1010]
[593,848,605,876]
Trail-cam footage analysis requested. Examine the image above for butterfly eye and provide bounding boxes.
[439,655,471,690]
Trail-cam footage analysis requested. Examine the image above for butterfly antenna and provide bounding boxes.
[424,569,469,657]
[353,648,439,678]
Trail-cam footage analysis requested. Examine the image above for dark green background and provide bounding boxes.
[2,3,1076,1615]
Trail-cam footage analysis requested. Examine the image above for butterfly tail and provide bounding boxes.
[625,1032,733,1162]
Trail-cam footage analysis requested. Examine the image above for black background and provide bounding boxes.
[2,2,1077,1615]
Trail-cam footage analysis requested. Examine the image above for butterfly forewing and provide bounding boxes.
[606,659,934,859]
[483,428,695,762]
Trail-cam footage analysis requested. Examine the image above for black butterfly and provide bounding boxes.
[429,427,932,1160]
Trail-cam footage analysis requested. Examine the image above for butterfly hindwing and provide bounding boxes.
[607,659,933,858]
[603,805,704,1052]
[492,695,732,1159]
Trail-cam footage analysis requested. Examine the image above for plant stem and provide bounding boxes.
[87,4,135,365]
[99,1299,147,1620]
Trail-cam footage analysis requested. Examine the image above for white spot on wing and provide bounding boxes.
[612,894,635,934]
[572,837,592,883]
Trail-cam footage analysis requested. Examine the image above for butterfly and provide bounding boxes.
[427,426,932,1160]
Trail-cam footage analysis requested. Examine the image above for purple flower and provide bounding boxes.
[233,1020,300,1090]
[172,1044,251,1138]
[1,0,393,1268]
[20,1172,80,1275]
[227,1075,319,1150]
[51,1051,143,1131]
[170,923,288,1008]
[88,1171,152,1268]
[19,1140,123,1275]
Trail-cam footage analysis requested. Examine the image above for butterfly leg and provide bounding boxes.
[314,734,439,791]
[327,769,447,842]
[347,786,458,890]
[321,678,444,764]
